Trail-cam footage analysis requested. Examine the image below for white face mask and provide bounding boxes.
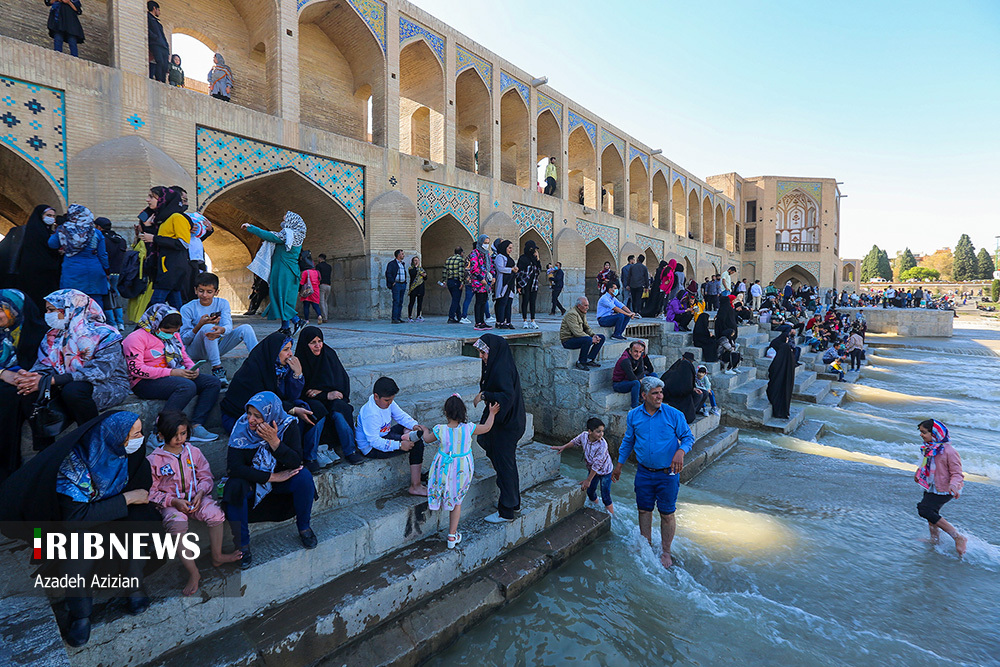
[43,215,56,225]
[45,312,66,330]
[125,436,144,455]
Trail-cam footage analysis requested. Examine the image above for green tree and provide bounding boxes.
[860,245,883,282]
[976,248,994,280]
[877,248,893,281]
[899,248,917,274]
[900,267,939,282]
[993,279,1000,303]
[952,234,977,281]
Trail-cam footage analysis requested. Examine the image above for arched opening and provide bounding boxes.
[629,158,649,224]
[701,196,713,246]
[644,247,659,268]
[0,145,65,232]
[399,40,445,162]
[671,180,686,238]
[714,203,724,249]
[774,264,818,290]
[500,89,530,188]
[726,208,736,252]
[568,127,596,208]
[201,169,365,316]
[601,145,625,217]
[170,33,216,94]
[536,110,560,197]
[843,263,856,282]
[419,214,474,315]
[652,171,669,232]
[202,224,253,309]
[687,190,701,241]
[518,228,552,268]
[455,68,491,175]
[298,1,386,145]
[776,190,820,252]
[1,0,109,65]
[584,239,615,304]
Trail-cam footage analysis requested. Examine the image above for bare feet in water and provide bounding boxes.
[606,503,614,515]
[182,571,200,597]
[928,525,941,544]
[661,551,673,568]
[955,534,968,556]
[212,550,243,568]
[409,484,428,497]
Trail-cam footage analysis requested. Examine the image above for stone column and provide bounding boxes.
[109,0,151,76]
[273,0,300,124]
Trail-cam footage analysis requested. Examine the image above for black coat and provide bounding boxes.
[10,205,63,307]
[294,326,353,423]
[766,342,796,419]
[102,229,128,274]
[691,313,719,363]
[46,0,85,41]
[477,334,526,449]
[660,357,697,423]
[222,332,292,417]
[385,258,405,288]
[715,296,738,339]
[147,12,169,56]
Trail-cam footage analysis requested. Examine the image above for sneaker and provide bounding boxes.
[724,369,737,375]
[486,317,496,324]
[189,425,219,442]
[239,549,253,570]
[586,360,600,367]
[474,324,491,331]
[417,316,424,322]
[459,317,472,324]
[408,317,414,323]
[317,317,324,324]
[574,361,591,371]
[212,366,229,388]
[447,319,459,324]
[345,452,365,465]
[483,512,513,524]
[711,407,722,415]
[531,321,540,329]
[522,321,532,329]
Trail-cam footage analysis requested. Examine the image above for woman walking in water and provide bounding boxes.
[915,419,966,556]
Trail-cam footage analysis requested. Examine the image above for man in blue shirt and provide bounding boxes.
[613,376,694,568]
[597,283,639,340]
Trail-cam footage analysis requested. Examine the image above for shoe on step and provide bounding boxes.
[447,532,463,549]
[240,549,253,570]
[574,361,591,371]
[459,317,471,324]
[346,452,365,465]
[189,425,219,443]
[483,512,513,524]
[212,366,229,388]
[305,459,321,474]
[65,616,91,647]
[299,528,318,549]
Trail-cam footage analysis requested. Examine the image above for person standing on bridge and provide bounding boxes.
[543,157,558,196]
[147,1,169,82]
[613,376,694,568]
[208,53,234,102]
[45,0,85,58]
[244,211,307,334]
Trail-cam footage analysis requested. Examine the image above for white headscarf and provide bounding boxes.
[247,211,306,280]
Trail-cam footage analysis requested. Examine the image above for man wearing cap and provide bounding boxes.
[613,375,694,568]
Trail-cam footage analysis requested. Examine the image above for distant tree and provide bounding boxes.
[900,267,939,282]
[993,279,1000,303]
[952,234,978,281]
[877,248,893,281]
[976,248,995,280]
[860,246,883,282]
[899,248,917,274]
[920,248,954,281]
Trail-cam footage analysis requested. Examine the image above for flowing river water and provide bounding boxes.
[430,328,1000,666]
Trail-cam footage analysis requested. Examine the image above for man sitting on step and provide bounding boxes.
[354,376,428,496]
[560,297,605,372]
[597,283,639,341]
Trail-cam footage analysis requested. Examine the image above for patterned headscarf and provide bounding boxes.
[280,211,307,248]
[187,212,210,239]
[56,411,139,503]
[228,391,297,508]
[0,289,25,369]
[137,303,185,369]
[39,289,121,374]
[915,419,950,491]
[56,204,96,257]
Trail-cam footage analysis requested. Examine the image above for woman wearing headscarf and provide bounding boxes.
[669,262,687,307]
[0,411,158,646]
[782,280,795,309]
[913,419,967,556]
[664,294,694,332]
[660,351,706,423]
[244,211,306,334]
[15,289,129,450]
[516,239,541,329]
[295,326,361,464]
[717,329,742,374]
[0,204,63,302]
[473,334,526,522]
[137,187,191,309]
[223,391,317,569]
[222,332,326,471]
[691,312,718,363]
[766,334,796,419]
[596,262,615,295]
[407,254,426,322]
[123,303,221,442]
[208,53,234,101]
[126,187,166,320]
[714,290,739,340]
[493,240,517,330]
[45,0,85,58]
[0,290,46,481]
[641,260,669,318]
[298,249,322,324]
[48,204,109,305]
[468,234,493,330]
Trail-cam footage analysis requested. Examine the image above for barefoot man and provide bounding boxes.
[613,376,694,567]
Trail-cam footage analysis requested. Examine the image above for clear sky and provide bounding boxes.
[410,0,1000,259]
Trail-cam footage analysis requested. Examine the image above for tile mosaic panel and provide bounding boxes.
[600,128,625,158]
[0,76,67,202]
[576,218,619,255]
[511,202,553,249]
[672,171,687,188]
[417,179,479,239]
[399,16,444,65]
[455,44,491,88]
[777,180,822,204]
[298,0,387,54]
[567,109,596,146]
[499,71,529,108]
[635,233,664,259]
[628,146,648,171]
[537,92,562,122]
[773,261,820,282]
[196,126,365,232]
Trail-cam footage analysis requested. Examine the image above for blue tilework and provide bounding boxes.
[672,171,687,188]
[635,233,664,259]
[601,128,625,158]
[0,76,67,202]
[298,0,386,53]
[456,44,491,89]
[400,16,444,65]
[127,114,145,130]
[568,109,596,146]
[196,126,365,232]
[511,202,554,249]
[537,91,561,121]
[628,146,648,171]
[576,218,619,255]
[417,179,479,239]
[499,71,529,108]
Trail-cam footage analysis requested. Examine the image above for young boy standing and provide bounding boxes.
[180,273,258,387]
[551,417,615,514]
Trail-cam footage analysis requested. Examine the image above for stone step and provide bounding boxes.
[816,369,860,384]
[794,377,831,404]
[556,354,667,392]
[348,356,482,394]
[152,479,590,667]
[680,426,740,483]
[707,367,755,391]
[66,442,567,667]
[550,336,650,369]
[792,419,825,442]
[794,369,816,393]
[719,378,768,407]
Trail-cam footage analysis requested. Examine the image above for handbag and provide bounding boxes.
[299,280,314,298]
[641,288,650,299]
[28,374,66,440]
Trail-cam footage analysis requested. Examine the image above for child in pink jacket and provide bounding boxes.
[148,411,241,595]
[914,419,967,556]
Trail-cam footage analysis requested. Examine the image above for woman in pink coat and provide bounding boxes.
[914,419,967,556]
[299,250,322,324]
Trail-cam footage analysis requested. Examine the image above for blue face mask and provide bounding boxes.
[156,331,175,341]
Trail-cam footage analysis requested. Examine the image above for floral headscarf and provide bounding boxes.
[281,211,307,248]
[56,411,139,503]
[915,420,949,491]
[0,289,25,369]
[137,303,185,369]
[55,204,96,257]
[228,391,296,508]
[187,211,210,240]
[39,289,121,374]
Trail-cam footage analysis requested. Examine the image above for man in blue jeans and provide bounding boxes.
[597,283,639,340]
[384,249,407,324]
[612,341,655,408]
[559,297,605,371]
[442,246,466,323]
[613,376,694,568]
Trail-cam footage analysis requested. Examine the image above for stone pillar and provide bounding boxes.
[560,100,569,203]
[109,0,151,76]
[386,5,401,153]
[443,34,456,167]
[274,0,300,124]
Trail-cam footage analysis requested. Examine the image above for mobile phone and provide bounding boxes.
[192,359,210,370]
[210,311,221,318]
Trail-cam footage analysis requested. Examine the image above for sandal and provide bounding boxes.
[447,532,462,549]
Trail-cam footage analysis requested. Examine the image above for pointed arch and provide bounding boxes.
[652,170,669,232]
[776,189,820,252]
[601,144,625,217]
[701,196,713,246]
[568,126,597,208]
[585,239,616,303]
[0,144,65,232]
[500,89,530,187]
[714,203,724,249]
[629,156,649,224]
[725,207,736,252]
[399,39,445,161]
[518,228,552,268]
[687,189,701,242]
[774,263,818,289]
[419,213,474,314]
[537,110,560,196]
[455,68,491,175]
[671,179,686,238]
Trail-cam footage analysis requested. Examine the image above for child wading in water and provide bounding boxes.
[915,419,967,556]
[421,395,499,548]
[148,411,242,594]
[552,417,615,514]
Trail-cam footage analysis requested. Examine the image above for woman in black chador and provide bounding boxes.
[766,336,796,419]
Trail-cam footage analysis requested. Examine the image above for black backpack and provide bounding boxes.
[117,249,149,299]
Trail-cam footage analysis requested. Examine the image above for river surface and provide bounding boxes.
[430,329,1000,666]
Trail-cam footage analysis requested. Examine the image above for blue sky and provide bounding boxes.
[410,0,1000,259]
